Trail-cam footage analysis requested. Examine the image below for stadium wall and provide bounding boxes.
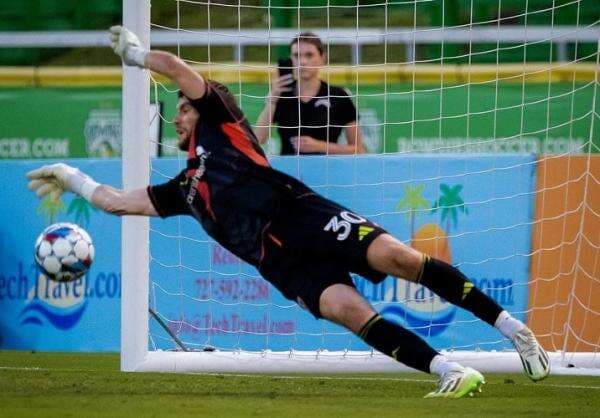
[2,154,596,353]
[0,64,597,158]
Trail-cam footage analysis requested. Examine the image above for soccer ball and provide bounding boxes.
[34,223,94,282]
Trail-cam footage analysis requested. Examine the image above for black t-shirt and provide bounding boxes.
[147,80,312,266]
[273,80,358,155]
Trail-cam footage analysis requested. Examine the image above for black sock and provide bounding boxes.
[418,255,503,326]
[358,313,438,373]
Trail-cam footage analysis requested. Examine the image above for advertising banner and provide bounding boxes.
[0,82,595,159]
[0,89,161,159]
[0,160,122,351]
[0,154,535,352]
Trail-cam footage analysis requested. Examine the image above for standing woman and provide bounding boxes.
[255,32,367,155]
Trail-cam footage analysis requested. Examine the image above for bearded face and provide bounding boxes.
[174,96,200,151]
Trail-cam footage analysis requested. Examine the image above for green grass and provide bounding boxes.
[1,351,599,418]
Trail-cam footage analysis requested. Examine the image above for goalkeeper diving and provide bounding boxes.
[26,26,550,398]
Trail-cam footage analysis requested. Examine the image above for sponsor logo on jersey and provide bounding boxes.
[462,281,474,300]
[358,226,374,241]
[314,98,331,108]
[186,146,210,204]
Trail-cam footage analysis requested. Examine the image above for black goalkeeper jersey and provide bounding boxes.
[147,80,313,266]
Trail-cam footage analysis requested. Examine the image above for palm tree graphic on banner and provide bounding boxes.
[395,183,469,263]
[37,195,96,226]
[37,196,66,224]
[67,196,97,226]
[432,183,469,233]
[395,184,430,240]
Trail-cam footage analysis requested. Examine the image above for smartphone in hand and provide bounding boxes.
[278,58,294,78]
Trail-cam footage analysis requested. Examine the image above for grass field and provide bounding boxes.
[1,351,599,418]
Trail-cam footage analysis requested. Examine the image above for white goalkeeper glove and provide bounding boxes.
[26,163,100,202]
[109,25,148,68]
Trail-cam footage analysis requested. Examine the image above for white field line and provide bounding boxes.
[1,366,599,390]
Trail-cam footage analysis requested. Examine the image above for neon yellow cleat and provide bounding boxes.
[425,367,485,399]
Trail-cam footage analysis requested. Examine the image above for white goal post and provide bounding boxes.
[121,0,150,372]
[120,0,599,375]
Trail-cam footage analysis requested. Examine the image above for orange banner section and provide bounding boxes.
[529,155,599,353]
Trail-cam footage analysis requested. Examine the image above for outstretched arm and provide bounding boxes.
[109,25,206,100]
[27,164,158,217]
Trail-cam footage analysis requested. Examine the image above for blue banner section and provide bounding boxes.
[0,159,122,351]
[0,154,536,352]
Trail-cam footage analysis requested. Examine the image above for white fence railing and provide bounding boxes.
[0,26,598,63]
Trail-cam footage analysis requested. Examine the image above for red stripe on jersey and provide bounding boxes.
[258,221,272,265]
[221,122,269,167]
[196,180,216,221]
[267,233,283,248]
[186,125,198,177]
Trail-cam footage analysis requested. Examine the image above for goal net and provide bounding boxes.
[121,0,600,374]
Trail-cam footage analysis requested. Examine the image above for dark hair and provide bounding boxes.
[290,32,324,55]
[177,90,186,99]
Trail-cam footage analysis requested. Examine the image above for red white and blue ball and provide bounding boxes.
[34,223,94,282]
